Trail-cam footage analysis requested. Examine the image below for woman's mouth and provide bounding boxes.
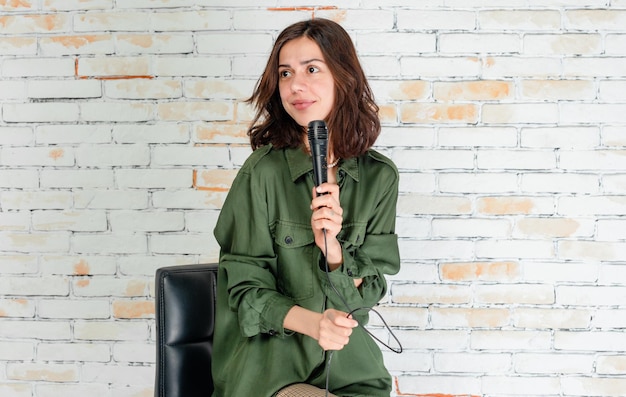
[292,100,314,111]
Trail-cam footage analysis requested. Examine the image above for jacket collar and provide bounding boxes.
[285,145,359,183]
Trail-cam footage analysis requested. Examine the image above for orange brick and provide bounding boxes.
[42,0,111,10]
[41,35,113,55]
[75,279,89,288]
[0,0,35,10]
[400,103,478,124]
[77,56,151,78]
[193,169,238,192]
[112,300,154,319]
[0,14,69,33]
[48,148,64,160]
[322,9,348,23]
[194,122,248,143]
[118,34,154,49]
[477,196,536,215]
[268,6,337,13]
[73,259,90,275]
[125,280,147,296]
[397,80,430,100]
[7,363,78,382]
[74,11,149,32]
[378,103,398,124]
[441,261,521,282]
[434,80,513,101]
[0,37,37,54]
[117,33,193,54]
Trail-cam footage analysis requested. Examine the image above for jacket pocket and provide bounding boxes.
[272,220,315,301]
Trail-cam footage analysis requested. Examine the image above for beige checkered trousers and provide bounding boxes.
[275,383,338,397]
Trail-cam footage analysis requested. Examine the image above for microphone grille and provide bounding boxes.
[307,120,327,141]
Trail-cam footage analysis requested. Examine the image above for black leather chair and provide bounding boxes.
[155,263,218,397]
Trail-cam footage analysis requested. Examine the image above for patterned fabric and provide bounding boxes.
[276,383,339,397]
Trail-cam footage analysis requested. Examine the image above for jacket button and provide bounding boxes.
[347,269,353,276]
[268,329,277,336]
[284,236,293,245]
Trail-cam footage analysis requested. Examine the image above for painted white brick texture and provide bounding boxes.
[1,2,626,396]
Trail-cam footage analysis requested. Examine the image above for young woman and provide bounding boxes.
[212,18,400,397]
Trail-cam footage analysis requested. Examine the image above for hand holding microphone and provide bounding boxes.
[308,120,343,268]
[307,121,355,352]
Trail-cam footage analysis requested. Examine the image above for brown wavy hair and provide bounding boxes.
[247,18,380,159]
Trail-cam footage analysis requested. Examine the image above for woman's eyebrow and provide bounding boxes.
[301,58,325,65]
[278,58,325,68]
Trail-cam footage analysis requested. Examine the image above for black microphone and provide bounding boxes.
[307,120,328,194]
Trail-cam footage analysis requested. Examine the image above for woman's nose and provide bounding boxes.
[290,73,305,92]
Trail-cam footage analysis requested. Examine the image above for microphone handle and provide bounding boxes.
[311,140,328,188]
[307,119,329,195]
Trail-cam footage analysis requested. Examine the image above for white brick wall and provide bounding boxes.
[1,1,625,396]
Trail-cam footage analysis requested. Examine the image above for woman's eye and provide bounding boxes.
[308,66,319,73]
[279,70,291,78]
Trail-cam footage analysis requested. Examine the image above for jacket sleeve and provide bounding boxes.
[318,160,400,322]
[214,160,295,338]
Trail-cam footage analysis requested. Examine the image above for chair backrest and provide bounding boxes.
[154,263,218,397]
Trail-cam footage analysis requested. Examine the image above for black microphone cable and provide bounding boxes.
[307,119,402,395]
[320,227,403,397]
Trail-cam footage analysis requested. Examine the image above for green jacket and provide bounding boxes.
[212,144,400,397]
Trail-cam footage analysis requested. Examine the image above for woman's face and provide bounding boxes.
[278,36,336,128]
